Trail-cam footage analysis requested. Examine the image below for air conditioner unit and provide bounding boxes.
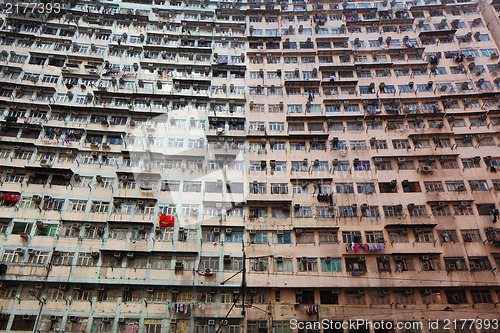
[175,262,184,270]
[204,268,214,275]
[446,264,456,271]
[73,285,81,290]
[421,166,433,174]
[395,256,403,261]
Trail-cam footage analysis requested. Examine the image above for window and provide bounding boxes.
[392,139,410,149]
[336,183,354,194]
[461,230,481,242]
[36,223,58,237]
[365,231,384,243]
[388,230,409,243]
[371,140,387,150]
[321,258,341,272]
[144,320,162,333]
[462,158,480,168]
[274,258,293,272]
[250,231,268,244]
[424,181,444,193]
[271,183,289,194]
[342,231,362,243]
[446,181,467,192]
[444,257,468,271]
[361,206,380,218]
[183,181,201,192]
[357,183,375,194]
[410,205,428,218]
[77,253,97,266]
[251,258,268,271]
[438,230,458,243]
[415,230,434,243]
[319,232,338,244]
[339,206,357,218]
[469,180,489,191]
[296,232,314,244]
[294,206,312,218]
[345,258,367,273]
[273,231,292,244]
[375,161,392,171]
[199,257,219,271]
[11,222,32,235]
[422,290,442,305]
[394,290,416,304]
[383,206,403,218]
[470,290,493,303]
[70,200,87,212]
[90,202,109,214]
[297,258,318,271]
[2,250,22,263]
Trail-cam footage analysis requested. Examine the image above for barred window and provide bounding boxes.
[76,253,97,266]
[52,252,74,266]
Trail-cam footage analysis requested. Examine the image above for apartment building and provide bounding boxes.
[244,0,500,331]
[0,0,247,332]
[1,0,500,332]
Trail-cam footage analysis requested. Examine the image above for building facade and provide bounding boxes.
[0,0,500,332]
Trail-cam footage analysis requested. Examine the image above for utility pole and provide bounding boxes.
[29,290,45,333]
[241,240,246,316]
